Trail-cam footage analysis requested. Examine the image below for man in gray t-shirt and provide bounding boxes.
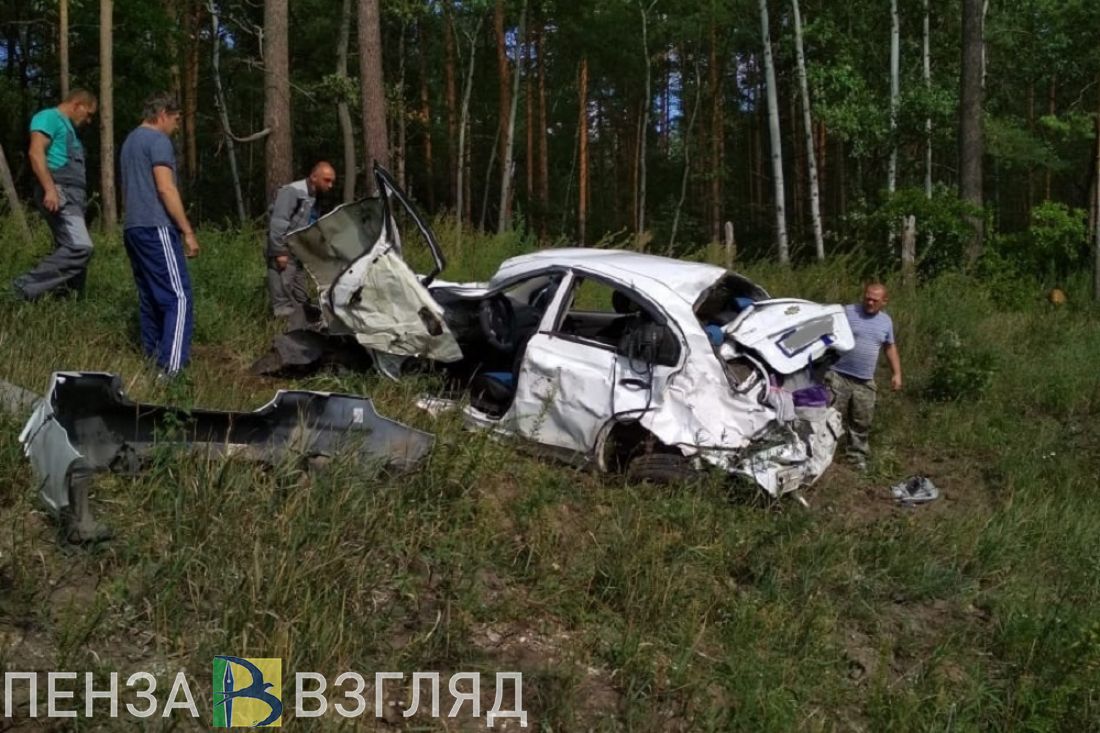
[826,283,903,469]
[118,93,201,377]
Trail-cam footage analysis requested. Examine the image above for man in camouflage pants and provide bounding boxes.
[826,283,903,470]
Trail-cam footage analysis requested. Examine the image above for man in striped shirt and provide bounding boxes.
[825,283,903,470]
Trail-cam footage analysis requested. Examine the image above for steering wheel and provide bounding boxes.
[479,294,517,352]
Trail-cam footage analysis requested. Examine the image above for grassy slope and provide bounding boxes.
[1,218,1099,731]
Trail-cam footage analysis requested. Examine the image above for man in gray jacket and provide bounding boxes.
[266,161,336,318]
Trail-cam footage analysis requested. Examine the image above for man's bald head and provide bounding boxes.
[862,283,888,315]
[308,162,336,194]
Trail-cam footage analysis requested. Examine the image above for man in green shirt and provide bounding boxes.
[12,89,97,300]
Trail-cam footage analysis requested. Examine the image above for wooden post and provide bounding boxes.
[724,220,736,269]
[901,214,917,287]
[0,142,34,246]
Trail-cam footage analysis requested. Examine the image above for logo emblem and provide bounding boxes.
[213,657,283,727]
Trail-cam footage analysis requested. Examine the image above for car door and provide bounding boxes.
[509,271,682,457]
[289,166,461,367]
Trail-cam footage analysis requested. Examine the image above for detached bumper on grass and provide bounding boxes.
[18,372,434,542]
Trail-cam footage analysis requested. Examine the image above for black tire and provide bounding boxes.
[626,452,696,485]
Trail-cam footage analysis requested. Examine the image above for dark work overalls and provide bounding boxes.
[13,119,94,299]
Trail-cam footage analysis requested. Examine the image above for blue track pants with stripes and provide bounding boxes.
[123,226,194,375]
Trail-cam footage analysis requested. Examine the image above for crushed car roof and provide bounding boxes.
[491,248,730,304]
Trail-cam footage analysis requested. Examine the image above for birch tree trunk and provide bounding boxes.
[455,12,486,227]
[209,1,247,222]
[578,56,589,245]
[494,0,510,223]
[924,0,932,198]
[498,0,527,233]
[888,0,899,195]
[443,0,458,209]
[99,0,117,230]
[264,0,292,201]
[525,30,534,218]
[60,0,69,98]
[0,142,33,246]
[960,0,985,262]
[417,21,434,210]
[635,0,657,246]
[668,58,702,254]
[758,0,789,264]
[791,0,824,260]
[336,0,356,202]
[359,0,389,195]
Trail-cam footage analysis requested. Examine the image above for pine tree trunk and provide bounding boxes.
[161,0,182,107]
[396,25,407,188]
[99,0,117,230]
[0,141,33,246]
[792,0,824,260]
[358,0,389,195]
[1094,86,1100,301]
[578,56,589,245]
[888,0,899,195]
[924,0,933,199]
[417,21,434,210]
[636,0,655,246]
[758,0,789,264]
[264,0,292,201]
[1045,77,1055,201]
[443,0,458,209]
[959,0,985,262]
[59,0,69,98]
[182,0,201,183]
[498,0,527,233]
[338,0,356,202]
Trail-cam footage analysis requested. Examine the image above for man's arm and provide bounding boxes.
[28,132,59,213]
[267,185,296,269]
[884,342,902,390]
[153,165,200,257]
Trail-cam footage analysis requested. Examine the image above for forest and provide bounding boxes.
[1,0,1099,289]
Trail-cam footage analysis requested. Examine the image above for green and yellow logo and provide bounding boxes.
[212,657,283,727]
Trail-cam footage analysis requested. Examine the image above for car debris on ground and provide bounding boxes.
[15,371,434,542]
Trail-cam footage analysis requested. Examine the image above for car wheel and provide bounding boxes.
[626,452,696,485]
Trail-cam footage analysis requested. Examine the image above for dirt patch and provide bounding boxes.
[813,446,998,525]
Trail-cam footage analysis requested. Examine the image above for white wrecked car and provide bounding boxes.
[285,166,855,497]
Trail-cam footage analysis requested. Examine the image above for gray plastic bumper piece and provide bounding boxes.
[19,372,434,541]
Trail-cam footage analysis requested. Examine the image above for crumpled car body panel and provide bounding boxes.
[20,372,434,514]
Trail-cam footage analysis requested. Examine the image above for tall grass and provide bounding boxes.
[1,216,1098,729]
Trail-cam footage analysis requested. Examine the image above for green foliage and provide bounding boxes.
[922,329,996,402]
[992,201,1088,282]
[314,73,359,106]
[842,186,984,278]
